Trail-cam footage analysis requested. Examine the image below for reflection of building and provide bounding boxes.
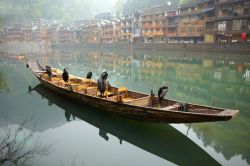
[46,24,59,43]
[214,0,250,43]
[0,30,3,44]
[4,24,24,41]
[23,24,34,42]
[244,69,250,82]
[33,27,41,42]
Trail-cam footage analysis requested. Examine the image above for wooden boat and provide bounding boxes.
[27,59,239,123]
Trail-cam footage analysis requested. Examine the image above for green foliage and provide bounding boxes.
[179,0,195,4]
[116,0,179,15]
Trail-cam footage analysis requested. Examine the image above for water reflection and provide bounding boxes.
[38,49,250,165]
[40,50,250,113]
[1,49,250,165]
[31,84,221,166]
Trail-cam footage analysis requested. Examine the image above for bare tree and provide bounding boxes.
[0,117,50,166]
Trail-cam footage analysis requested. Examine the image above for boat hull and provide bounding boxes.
[37,76,237,123]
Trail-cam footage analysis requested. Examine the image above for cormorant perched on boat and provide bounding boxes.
[101,71,108,80]
[86,71,92,79]
[158,86,168,104]
[62,68,69,83]
[45,66,52,77]
[97,71,108,96]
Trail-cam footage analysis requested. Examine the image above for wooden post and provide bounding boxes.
[150,90,155,107]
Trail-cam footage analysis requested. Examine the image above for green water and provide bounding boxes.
[0,49,249,166]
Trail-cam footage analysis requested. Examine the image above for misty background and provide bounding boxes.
[0,0,189,25]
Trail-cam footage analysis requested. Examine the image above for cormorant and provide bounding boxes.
[86,71,92,79]
[158,86,168,104]
[97,71,108,96]
[62,68,69,83]
[45,66,52,77]
[101,71,108,80]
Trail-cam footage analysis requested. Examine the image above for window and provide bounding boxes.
[180,27,186,33]
[232,20,242,31]
[197,27,204,33]
[218,21,226,31]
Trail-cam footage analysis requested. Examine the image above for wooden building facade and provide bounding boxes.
[214,0,250,43]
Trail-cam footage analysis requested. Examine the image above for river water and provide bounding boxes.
[0,48,249,166]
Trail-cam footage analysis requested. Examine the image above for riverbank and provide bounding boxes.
[53,42,250,54]
[1,41,250,55]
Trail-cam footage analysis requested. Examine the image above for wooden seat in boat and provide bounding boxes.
[85,87,98,96]
[117,87,134,102]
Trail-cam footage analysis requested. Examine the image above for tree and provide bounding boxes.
[0,117,50,166]
[115,0,179,15]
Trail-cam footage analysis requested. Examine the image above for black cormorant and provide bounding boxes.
[62,68,69,83]
[158,86,168,104]
[86,71,92,79]
[98,71,108,96]
[45,66,52,77]
[101,71,108,80]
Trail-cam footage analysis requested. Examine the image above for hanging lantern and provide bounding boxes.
[241,33,246,39]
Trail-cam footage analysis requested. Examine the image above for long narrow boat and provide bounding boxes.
[27,59,239,123]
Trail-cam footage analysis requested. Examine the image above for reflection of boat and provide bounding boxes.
[28,59,239,123]
[32,84,221,166]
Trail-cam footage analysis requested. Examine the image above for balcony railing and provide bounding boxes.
[166,13,178,17]
[179,20,205,26]
[215,0,246,5]
[103,28,114,32]
[121,32,132,36]
[179,9,202,16]
[214,29,250,34]
[140,15,165,22]
[205,16,214,22]
[142,23,165,29]
[166,32,178,36]
[178,32,204,37]
[103,34,115,39]
[216,13,250,20]
[205,29,214,33]
[142,31,165,36]
[166,23,178,27]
